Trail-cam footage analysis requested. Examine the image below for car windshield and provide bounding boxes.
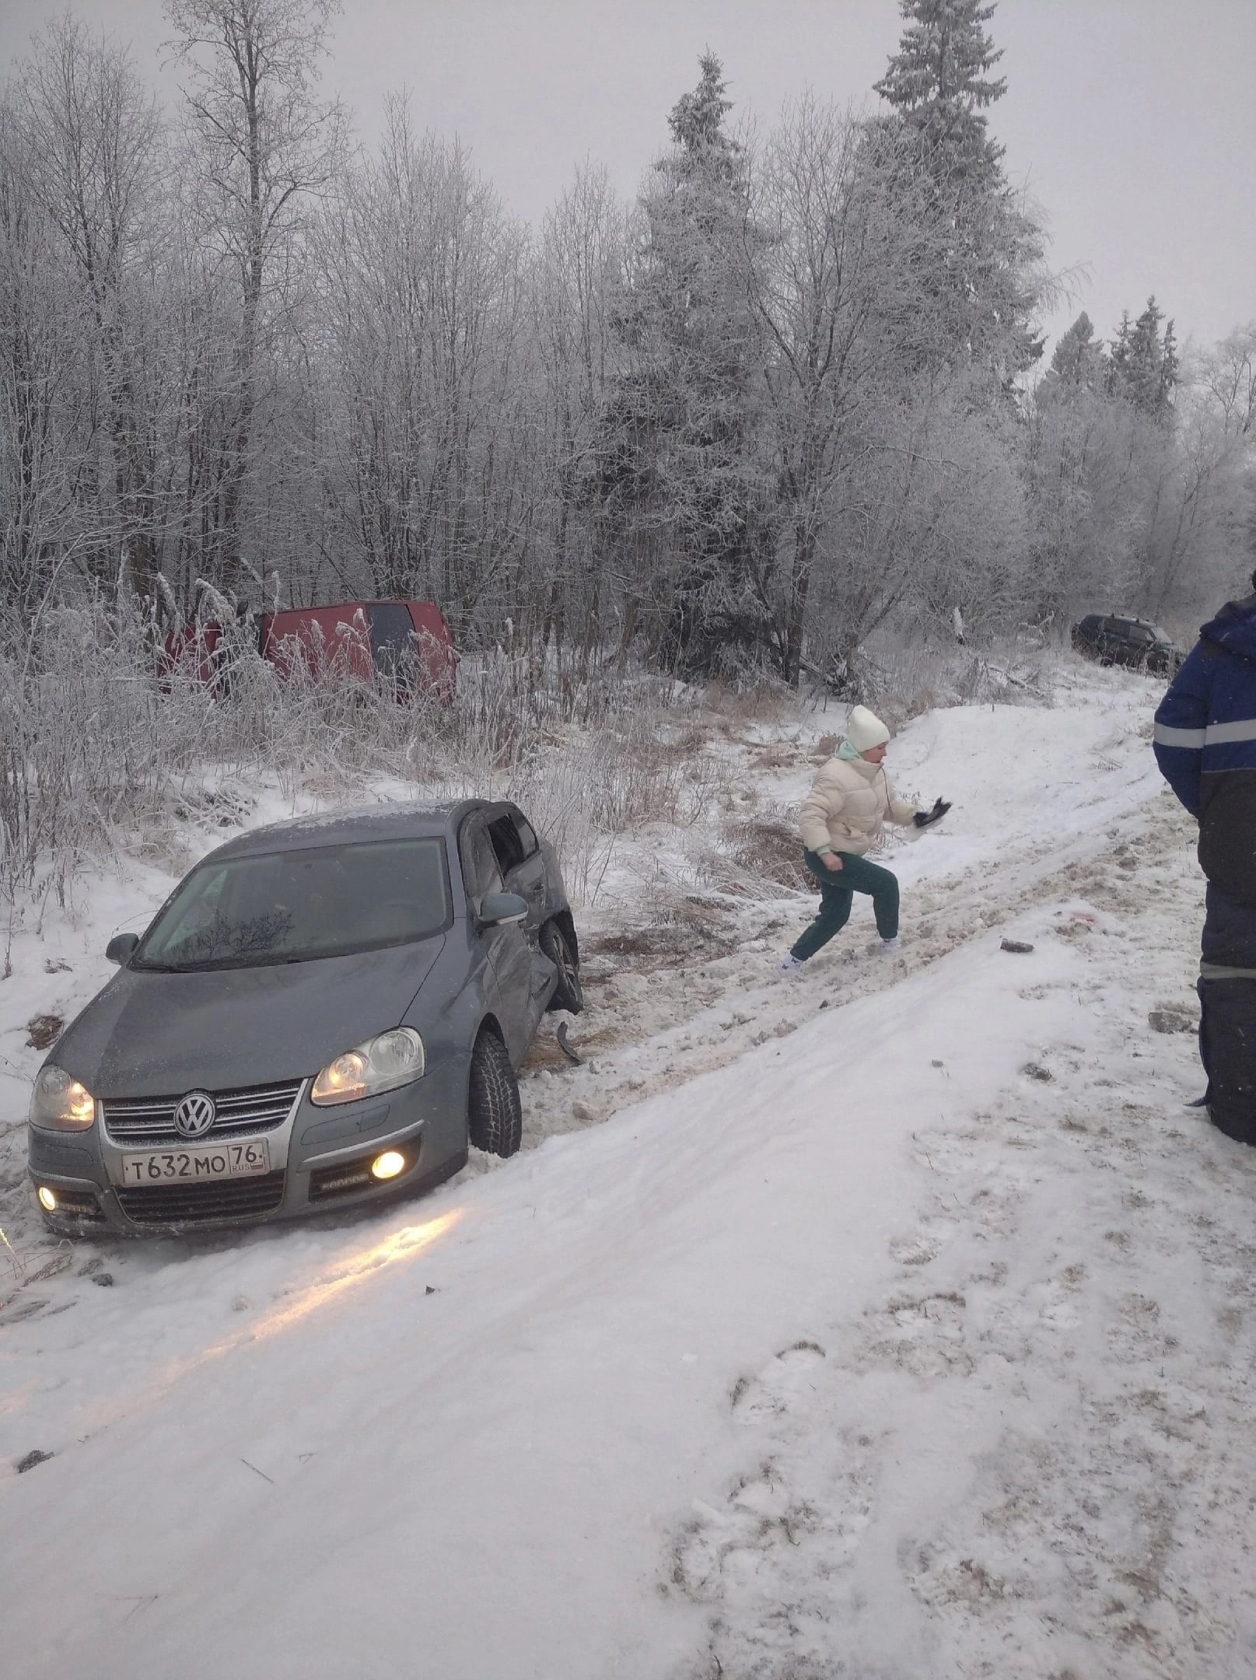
[132,838,449,971]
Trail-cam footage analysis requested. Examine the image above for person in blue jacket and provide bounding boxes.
[1153,570,1256,1143]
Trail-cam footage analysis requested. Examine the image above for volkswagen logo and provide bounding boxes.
[174,1091,217,1139]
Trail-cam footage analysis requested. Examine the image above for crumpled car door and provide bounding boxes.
[461,817,534,1064]
[487,810,557,1030]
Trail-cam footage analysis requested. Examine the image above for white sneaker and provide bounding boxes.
[778,954,804,973]
[879,937,900,953]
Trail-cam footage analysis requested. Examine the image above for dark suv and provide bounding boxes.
[1071,614,1183,674]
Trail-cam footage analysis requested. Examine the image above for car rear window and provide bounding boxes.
[132,838,450,971]
[367,602,417,672]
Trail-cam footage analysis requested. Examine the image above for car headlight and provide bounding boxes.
[29,1066,97,1131]
[310,1027,426,1106]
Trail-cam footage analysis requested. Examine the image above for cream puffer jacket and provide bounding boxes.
[798,753,919,856]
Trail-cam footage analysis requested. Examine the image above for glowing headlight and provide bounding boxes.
[371,1151,407,1180]
[29,1066,97,1131]
[310,1027,425,1106]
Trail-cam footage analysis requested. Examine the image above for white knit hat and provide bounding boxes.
[845,705,891,751]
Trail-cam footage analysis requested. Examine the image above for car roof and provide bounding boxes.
[205,798,488,863]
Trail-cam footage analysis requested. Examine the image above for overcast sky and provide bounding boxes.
[2,0,1252,359]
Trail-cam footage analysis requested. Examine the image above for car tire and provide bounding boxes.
[541,921,583,1014]
[467,1028,522,1157]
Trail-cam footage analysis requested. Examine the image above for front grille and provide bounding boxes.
[116,1171,287,1226]
[103,1079,304,1147]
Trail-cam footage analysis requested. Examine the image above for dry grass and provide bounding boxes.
[748,741,806,772]
[718,812,812,892]
[701,679,798,726]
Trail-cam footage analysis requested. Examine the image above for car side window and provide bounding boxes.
[487,814,526,877]
[459,822,504,905]
[511,810,539,860]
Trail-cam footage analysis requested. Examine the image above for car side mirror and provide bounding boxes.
[106,932,140,965]
[478,891,528,927]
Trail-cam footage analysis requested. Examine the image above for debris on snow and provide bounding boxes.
[1148,1007,1196,1034]
[24,1014,63,1050]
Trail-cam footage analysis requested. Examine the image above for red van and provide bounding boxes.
[164,599,456,700]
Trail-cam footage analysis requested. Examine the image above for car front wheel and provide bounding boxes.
[467,1028,522,1157]
[541,921,583,1014]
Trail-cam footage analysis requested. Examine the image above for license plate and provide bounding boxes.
[119,1139,271,1186]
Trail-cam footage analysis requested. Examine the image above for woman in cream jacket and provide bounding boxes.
[780,705,947,970]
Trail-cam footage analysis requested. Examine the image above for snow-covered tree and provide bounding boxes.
[316,102,531,635]
[874,0,1007,177]
[1108,296,1178,420]
[1047,311,1104,389]
[874,0,1045,378]
[598,54,768,675]
[8,17,169,600]
[164,0,345,593]
[529,163,629,654]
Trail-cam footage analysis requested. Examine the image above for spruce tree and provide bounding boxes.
[874,0,1043,375]
[597,54,767,675]
[1049,312,1103,388]
[874,0,1006,181]
[1108,296,1178,419]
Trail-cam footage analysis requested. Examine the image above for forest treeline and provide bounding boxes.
[2,0,1253,685]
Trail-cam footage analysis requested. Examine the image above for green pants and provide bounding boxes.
[790,848,899,960]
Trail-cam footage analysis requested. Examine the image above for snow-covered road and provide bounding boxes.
[4,670,1253,1678]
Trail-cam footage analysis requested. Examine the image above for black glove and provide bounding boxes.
[913,797,951,829]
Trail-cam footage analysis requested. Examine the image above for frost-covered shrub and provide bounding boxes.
[0,600,707,903]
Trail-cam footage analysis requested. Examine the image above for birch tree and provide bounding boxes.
[317,104,531,637]
[12,17,166,598]
[530,162,627,653]
[164,0,345,593]
[0,93,75,614]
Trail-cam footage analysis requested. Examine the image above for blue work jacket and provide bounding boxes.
[1154,591,1256,903]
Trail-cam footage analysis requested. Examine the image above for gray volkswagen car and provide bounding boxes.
[27,800,582,1237]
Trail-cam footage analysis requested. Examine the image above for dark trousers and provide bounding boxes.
[1199,885,1256,1145]
[1198,979,1256,1145]
[790,849,899,961]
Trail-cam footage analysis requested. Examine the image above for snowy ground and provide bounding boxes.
[3,665,1253,1679]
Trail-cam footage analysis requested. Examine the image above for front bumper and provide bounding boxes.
[27,1055,469,1237]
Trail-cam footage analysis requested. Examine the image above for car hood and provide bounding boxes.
[53,936,447,1098]
[1201,592,1256,665]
